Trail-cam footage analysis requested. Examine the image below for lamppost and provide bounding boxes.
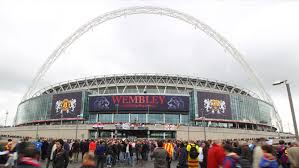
[75,114,80,140]
[201,108,207,141]
[5,110,8,127]
[36,123,39,140]
[273,80,298,141]
[61,111,63,125]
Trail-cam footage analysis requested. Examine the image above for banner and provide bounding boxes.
[51,92,82,119]
[89,95,189,112]
[197,91,232,119]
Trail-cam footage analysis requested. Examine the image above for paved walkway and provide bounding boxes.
[41,155,179,168]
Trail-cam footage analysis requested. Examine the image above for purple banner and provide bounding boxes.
[197,91,232,119]
[51,92,82,119]
[89,95,189,112]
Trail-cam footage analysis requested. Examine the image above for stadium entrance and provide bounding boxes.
[90,129,176,139]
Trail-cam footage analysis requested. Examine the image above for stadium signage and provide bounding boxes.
[89,95,189,113]
[112,95,166,105]
[197,91,232,119]
[51,92,82,119]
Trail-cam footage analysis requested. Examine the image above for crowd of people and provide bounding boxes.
[0,137,299,168]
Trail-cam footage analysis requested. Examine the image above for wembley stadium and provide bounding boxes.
[2,74,286,140]
[1,6,293,140]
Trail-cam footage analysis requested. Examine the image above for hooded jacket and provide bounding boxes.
[259,153,278,168]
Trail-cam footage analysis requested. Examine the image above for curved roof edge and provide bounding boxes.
[28,73,262,100]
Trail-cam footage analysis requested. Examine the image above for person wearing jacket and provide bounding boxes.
[53,139,69,168]
[186,141,200,168]
[151,141,169,168]
[17,142,41,168]
[253,138,266,168]
[46,140,56,168]
[259,145,278,168]
[287,142,299,168]
[95,141,106,168]
[71,140,80,163]
[89,140,96,154]
[223,143,240,168]
[207,140,225,168]
[178,142,188,168]
[81,153,96,168]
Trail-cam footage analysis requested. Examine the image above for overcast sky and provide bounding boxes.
[0,0,298,133]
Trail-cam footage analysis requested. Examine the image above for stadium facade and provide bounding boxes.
[12,74,281,140]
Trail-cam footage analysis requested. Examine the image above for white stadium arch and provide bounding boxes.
[22,6,282,130]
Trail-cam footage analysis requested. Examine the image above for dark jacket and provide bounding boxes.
[71,142,80,153]
[53,148,69,168]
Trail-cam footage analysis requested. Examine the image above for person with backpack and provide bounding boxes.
[95,141,106,168]
[186,140,200,168]
[223,143,240,168]
[276,140,289,168]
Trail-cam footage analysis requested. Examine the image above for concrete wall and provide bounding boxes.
[0,124,293,141]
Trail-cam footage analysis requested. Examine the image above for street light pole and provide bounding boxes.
[201,108,207,141]
[5,110,8,126]
[61,111,63,125]
[273,80,299,141]
[75,115,80,140]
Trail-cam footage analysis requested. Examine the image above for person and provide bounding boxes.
[207,140,225,168]
[33,139,42,161]
[276,140,288,168]
[287,142,299,168]
[151,140,169,168]
[178,142,188,168]
[223,143,240,168]
[52,139,69,168]
[239,143,252,168]
[17,142,41,168]
[186,141,200,168]
[253,138,266,168]
[46,140,56,168]
[81,153,96,168]
[71,140,80,163]
[164,140,174,168]
[89,140,96,154]
[95,141,106,168]
[125,140,133,166]
[259,144,278,168]
[41,139,49,161]
[81,140,89,160]
[201,141,209,168]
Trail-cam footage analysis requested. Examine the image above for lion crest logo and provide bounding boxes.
[204,99,226,114]
[94,97,110,110]
[167,97,184,110]
[55,98,76,114]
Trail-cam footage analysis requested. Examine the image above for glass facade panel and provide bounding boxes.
[88,114,97,123]
[98,114,112,123]
[181,115,189,125]
[258,101,272,125]
[130,114,146,123]
[148,114,163,123]
[165,114,180,124]
[115,114,129,122]
[230,95,259,123]
[15,95,52,125]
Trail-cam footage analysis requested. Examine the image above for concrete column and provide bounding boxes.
[147,130,150,139]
